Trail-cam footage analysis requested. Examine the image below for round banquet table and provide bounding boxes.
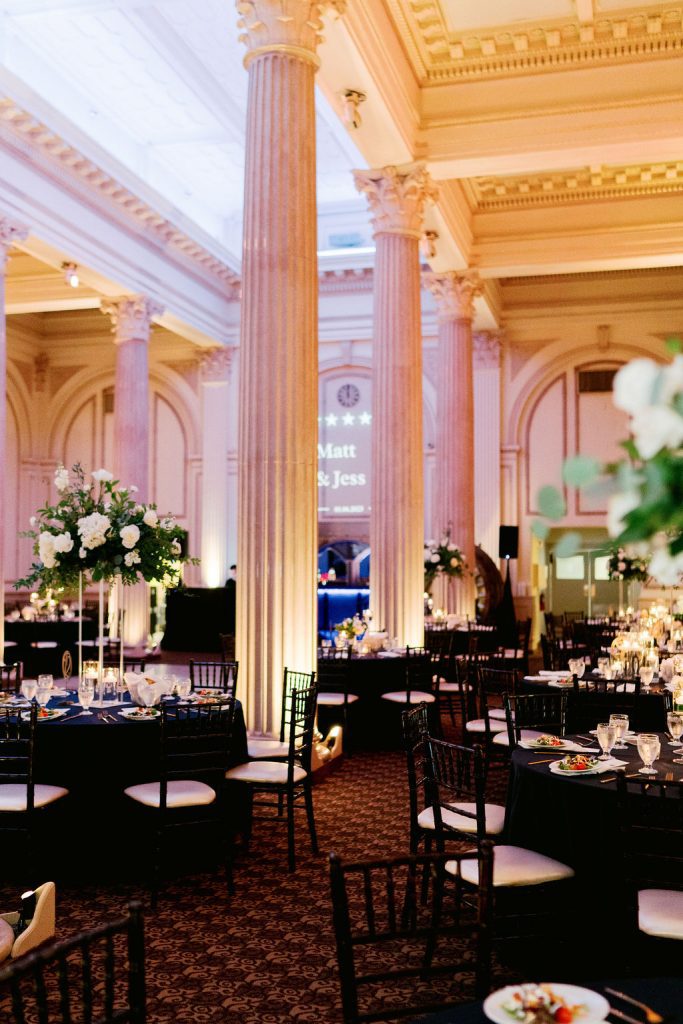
[504,733,679,912]
[408,977,683,1024]
[10,692,249,876]
[520,673,668,732]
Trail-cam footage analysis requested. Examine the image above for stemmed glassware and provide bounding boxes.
[636,733,661,775]
[639,665,655,690]
[36,679,52,709]
[176,678,192,701]
[596,722,616,761]
[597,657,610,676]
[21,679,37,703]
[609,713,629,749]
[78,677,94,716]
[666,711,683,765]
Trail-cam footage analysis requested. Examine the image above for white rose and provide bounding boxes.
[143,509,158,528]
[447,543,456,552]
[29,516,36,527]
[53,532,74,554]
[171,540,181,555]
[134,505,144,515]
[607,490,640,538]
[120,524,140,550]
[77,512,111,549]
[124,550,141,567]
[649,547,683,586]
[631,405,683,459]
[38,531,56,568]
[79,547,87,559]
[426,539,435,548]
[54,465,69,492]
[660,355,683,403]
[91,469,113,483]
[450,557,460,567]
[430,553,440,564]
[612,358,661,415]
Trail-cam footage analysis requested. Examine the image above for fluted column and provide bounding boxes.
[424,271,481,617]
[0,217,28,661]
[101,295,163,646]
[200,347,233,588]
[354,164,437,645]
[474,330,503,564]
[236,1,344,734]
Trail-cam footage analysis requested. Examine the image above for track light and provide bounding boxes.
[62,262,79,288]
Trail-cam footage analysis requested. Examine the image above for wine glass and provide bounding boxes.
[36,681,51,708]
[609,713,630,749]
[21,679,37,702]
[639,665,655,690]
[667,711,683,764]
[636,732,660,775]
[177,678,192,702]
[37,674,53,692]
[596,722,616,761]
[78,678,94,715]
[597,657,610,676]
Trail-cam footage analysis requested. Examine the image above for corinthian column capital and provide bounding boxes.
[101,296,164,344]
[200,346,233,384]
[423,270,481,322]
[236,0,345,67]
[353,163,438,240]
[473,329,503,369]
[0,216,28,267]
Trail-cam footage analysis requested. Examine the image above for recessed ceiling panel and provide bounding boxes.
[440,0,574,33]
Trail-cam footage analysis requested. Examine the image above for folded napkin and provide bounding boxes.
[124,672,165,707]
[520,739,600,753]
[538,670,569,677]
[549,756,628,777]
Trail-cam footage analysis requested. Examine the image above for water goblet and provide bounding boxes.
[666,711,683,764]
[37,674,54,692]
[177,678,192,701]
[639,665,654,690]
[78,678,94,714]
[21,679,37,702]
[609,713,629,749]
[596,722,616,761]
[636,732,660,775]
[36,682,51,708]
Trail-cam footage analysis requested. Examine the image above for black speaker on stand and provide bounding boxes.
[497,526,519,646]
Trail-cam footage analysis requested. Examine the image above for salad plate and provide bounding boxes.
[521,735,571,751]
[35,708,68,722]
[484,982,609,1024]
[549,754,599,776]
[119,707,161,721]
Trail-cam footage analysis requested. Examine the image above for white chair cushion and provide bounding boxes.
[0,919,14,964]
[504,649,525,659]
[317,692,360,706]
[453,844,574,888]
[248,737,290,759]
[123,780,216,808]
[0,784,68,811]
[225,760,307,785]
[489,708,513,721]
[381,691,436,704]
[492,729,543,747]
[465,718,506,734]
[417,801,506,836]
[638,889,683,939]
[438,681,470,693]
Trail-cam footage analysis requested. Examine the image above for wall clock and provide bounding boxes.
[337,383,360,408]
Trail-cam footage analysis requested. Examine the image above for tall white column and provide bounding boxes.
[0,217,28,660]
[236,1,344,734]
[199,347,233,589]
[101,295,163,647]
[424,271,480,618]
[354,164,437,645]
[474,330,503,562]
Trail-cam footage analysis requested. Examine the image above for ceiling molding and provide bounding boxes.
[319,267,374,293]
[0,97,241,295]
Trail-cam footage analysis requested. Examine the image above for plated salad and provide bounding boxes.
[530,735,565,748]
[557,754,598,773]
[503,983,587,1023]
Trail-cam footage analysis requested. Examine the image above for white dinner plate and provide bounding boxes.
[35,708,68,722]
[119,707,161,722]
[483,983,609,1024]
[548,759,600,777]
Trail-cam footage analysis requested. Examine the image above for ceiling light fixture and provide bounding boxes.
[62,262,79,288]
[340,89,366,131]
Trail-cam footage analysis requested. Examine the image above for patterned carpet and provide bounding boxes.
[0,731,519,1024]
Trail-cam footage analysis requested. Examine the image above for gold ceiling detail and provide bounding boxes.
[386,1,683,81]
[468,161,683,209]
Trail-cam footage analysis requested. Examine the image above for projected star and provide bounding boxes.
[358,412,372,425]
[325,413,338,426]
[342,413,355,426]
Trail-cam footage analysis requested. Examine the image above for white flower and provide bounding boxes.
[91,469,113,483]
[170,540,181,555]
[129,485,138,493]
[631,405,683,459]
[649,546,683,586]
[613,358,661,415]
[120,524,140,550]
[38,531,56,569]
[29,516,36,527]
[54,465,69,492]
[607,490,640,538]
[426,539,435,548]
[77,512,111,550]
[134,505,144,515]
[143,509,158,528]
[79,547,86,559]
[660,355,683,403]
[430,553,440,564]
[124,550,141,567]
[447,543,456,552]
[52,532,74,554]
[449,557,460,568]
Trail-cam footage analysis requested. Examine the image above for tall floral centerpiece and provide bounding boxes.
[607,547,650,615]
[424,531,467,618]
[535,340,683,600]
[16,463,194,682]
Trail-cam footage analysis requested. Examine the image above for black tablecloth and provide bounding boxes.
[504,734,678,911]
[520,674,668,732]
[409,978,683,1024]
[5,619,97,676]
